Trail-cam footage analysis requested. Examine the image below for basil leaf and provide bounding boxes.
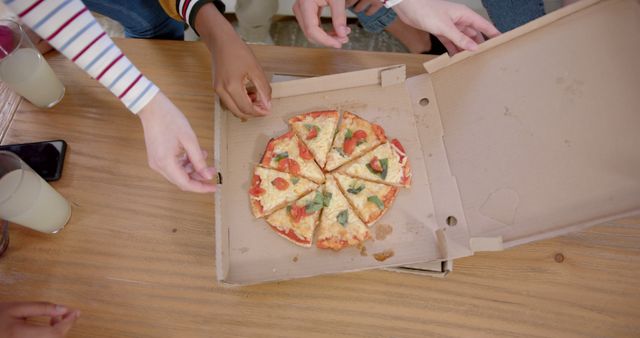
[291,177,300,185]
[345,129,353,140]
[323,192,332,207]
[303,124,314,130]
[337,210,349,227]
[367,195,384,210]
[274,152,289,163]
[286,205,292,214]
[305,191,324,214]
[335,147,346,157]
[379,158,389,180]
[347,183,365,195]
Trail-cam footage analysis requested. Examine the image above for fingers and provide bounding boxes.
[8,302,69,318]
[228,84,261,119]
[329,0,349,38]
[459,9,501,38]
[437,36,461,55]
[296,0,345,48]
[163,158,217,193]
[179,133,213,181]
[438,20,478,51]
[218,90,252,120]
[51,310,80,337]
[248,71,272,115]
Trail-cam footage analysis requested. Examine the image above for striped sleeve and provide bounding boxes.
[4,0,159,114]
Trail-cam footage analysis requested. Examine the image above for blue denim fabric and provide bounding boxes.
[84,0,185,40]
[349,3,397,33]
[481,0,546,32]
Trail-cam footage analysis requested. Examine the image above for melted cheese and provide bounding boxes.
[342,143,405,185]
[292,114,338,168]
[334,173,394,224]
[266,190,321,245]
[267,134,324,183]
[253,167,318,214]
[325,113,382,171]
[317,176,369,247]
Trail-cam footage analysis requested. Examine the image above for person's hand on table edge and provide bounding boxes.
[393,0,501,55]
[0,301,80,338]
[293,0,352,49]
[138,92,217,193]
[195,3,272,121]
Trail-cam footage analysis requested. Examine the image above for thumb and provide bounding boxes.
[329,0,349,37]
[181,133,213,180]
[9,302,69,318]
[439,21,478,52]
[53,310,80,337]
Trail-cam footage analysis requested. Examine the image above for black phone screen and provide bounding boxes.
[0,140,67,181]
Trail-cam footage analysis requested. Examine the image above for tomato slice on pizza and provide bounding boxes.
[316,175,371,251]
[334,173,398,226]
[338,139,411,187]
[325,111,387,171]
[289,110,339,169]
[261,130,324,184]
[250,166,318,218]
[265,189,327,247]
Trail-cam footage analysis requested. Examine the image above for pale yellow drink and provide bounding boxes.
[0,48,65,108]
[0,168,71,233]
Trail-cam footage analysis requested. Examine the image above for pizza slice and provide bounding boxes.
[249,166,318,218]
[289,110,339,169]
[333,173,398,226]
[265,188,326,247]
[316,175,371,250]
[261,130,324,184]
[338,139,411,187]
[324,111,387,171]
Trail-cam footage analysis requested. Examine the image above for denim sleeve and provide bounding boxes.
[481,0,545,32]
[349,3,397,33]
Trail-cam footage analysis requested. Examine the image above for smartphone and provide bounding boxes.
[0,140,67,181]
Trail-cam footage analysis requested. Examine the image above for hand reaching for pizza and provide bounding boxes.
[293,0,352,49]
[138,92,218,193]
[0,301,80,338]
[195,3,272,120]
[393,0,501,54]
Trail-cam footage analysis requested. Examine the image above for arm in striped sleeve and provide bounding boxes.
[4,0,159,114]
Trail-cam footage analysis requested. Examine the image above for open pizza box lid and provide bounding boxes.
[214,0,640,285]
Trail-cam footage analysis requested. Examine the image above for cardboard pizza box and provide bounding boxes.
[214,0,640,285]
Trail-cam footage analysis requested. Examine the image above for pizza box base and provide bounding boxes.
[215,0,640,285]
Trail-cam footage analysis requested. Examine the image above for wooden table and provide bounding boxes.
[1,39,639,338]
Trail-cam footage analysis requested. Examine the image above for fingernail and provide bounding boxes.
[55,305,68,313]
[338,26,348,36]
[467,42,478,51]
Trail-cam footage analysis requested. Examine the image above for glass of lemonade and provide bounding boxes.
[0,151,71,233]
[0,19,65,108]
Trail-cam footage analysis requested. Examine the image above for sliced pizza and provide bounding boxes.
[249,166,318,218]
[265,188,327,247]
[333,173,398,226]
[324,111,387,171]
[338,139,411,187]
[289,110,339,169]
[261,130,324,184]
[316,175,371,251]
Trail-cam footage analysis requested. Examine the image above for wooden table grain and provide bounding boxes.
[1,39,639,338]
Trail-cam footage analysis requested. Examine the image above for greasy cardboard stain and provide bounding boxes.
[373,249,394,262]
[375,223,393,240]
[292,255,299,263]
[359,245,368,257]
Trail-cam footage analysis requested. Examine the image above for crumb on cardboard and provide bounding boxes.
[359,245,368,257]
[375,223,393,240]
[373,249,395,262]
[292,255,299,263]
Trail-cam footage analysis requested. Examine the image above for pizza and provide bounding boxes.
[324,112,387,171]
[265,189,325,247]
[261,130,324,184]
[249,166,319,218]
[289,110,339,169]
[251,110,412,251]
[333,173,398,226]
[316,175,371,250]
[338,139,411,187]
